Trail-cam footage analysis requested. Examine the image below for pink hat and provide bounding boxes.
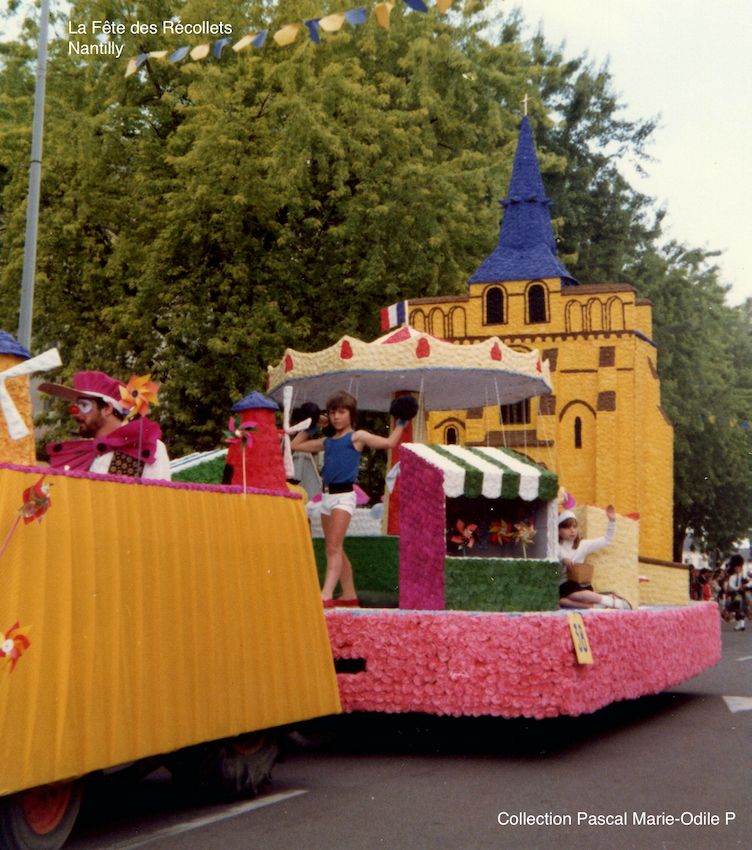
[39,371,126,413]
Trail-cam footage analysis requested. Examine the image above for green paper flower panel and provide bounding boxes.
[444,558,559,612]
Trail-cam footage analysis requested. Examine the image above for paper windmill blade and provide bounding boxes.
[0,622,31,673]
[281,386,312,479]
[119,374,160,419]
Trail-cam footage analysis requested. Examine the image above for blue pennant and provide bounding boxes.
[344,7,368,25]
[168,46,190,63]
[304,19,322,43]
[402,0,428,11]
[135,53,150,69]
[252,30,268,48]
[212,37,232,58]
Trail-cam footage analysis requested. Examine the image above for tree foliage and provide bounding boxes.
[0,0,749,554]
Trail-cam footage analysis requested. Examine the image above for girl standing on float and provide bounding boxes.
[292,391,416,607]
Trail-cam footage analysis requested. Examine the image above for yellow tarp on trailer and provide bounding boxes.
[0,467,340,796]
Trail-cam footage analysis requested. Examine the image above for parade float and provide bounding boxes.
[0,107,720,850]
[0,336,340,850]
[266,326,721,721]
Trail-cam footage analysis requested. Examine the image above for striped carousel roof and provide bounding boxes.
[400,443,558,502]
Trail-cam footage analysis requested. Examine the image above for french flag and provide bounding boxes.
[380,300,408,331]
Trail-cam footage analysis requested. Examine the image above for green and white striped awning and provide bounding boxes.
[401,444,558,502]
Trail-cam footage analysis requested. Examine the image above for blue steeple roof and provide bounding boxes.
[468,116,577,286]
[231,391,279,413]
[0,331,31,359]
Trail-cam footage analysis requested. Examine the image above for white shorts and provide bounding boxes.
[319,491,357,516]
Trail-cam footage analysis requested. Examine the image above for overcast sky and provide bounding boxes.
[510,0,751,305]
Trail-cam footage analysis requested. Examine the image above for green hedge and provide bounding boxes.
[444,558,559,612]
[313,537,399,607]
[172,455,226,484]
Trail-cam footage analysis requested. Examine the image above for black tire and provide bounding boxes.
[0,781,82,850]
[169,732,279,801]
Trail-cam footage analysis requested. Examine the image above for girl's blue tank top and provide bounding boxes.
[322,432,361,484]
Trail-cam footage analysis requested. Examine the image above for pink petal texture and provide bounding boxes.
[325,603,720,719]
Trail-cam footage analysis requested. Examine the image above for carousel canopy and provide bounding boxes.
[401,443,558,501]
[267,326,552,412]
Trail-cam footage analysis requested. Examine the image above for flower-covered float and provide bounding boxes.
[267,326,721,720]
[0,335,340,850]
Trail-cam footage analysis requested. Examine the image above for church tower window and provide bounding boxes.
[484,286,505,324]
[527,283,548,324]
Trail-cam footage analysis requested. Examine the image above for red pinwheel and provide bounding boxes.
[0,622,30,673]
[0,477,53,568]
[449,519,479,552]
[488,519,513,546]
[18,477,52,525]
[224,416,257,448]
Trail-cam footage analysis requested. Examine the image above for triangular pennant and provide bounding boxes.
[212,37,232,58]
[319,13,345,32]
[402,0,428,10]
[435,0,452,12]
[375,2,394,29]
[344,7,368,25]
[190,44,211,60]
[124,58,138,77]
[252,30,268,48]
[274,23,301,46]
[233,33,255,51]
[168,46,190,63]
[304,18,322,43]
[135,52,149,69]
[148,50,168,59]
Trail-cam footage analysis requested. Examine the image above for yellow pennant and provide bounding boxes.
[375,2,394,30]
[435,0,453,12]
[190,43,211,60]
[233,33,256,52]
[149,50,168,60]
[319,13,345,32]
[566,612,593,665]
[124,58,138,78]
[274,23,301,46]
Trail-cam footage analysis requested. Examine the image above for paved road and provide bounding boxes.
[66,622,751,850]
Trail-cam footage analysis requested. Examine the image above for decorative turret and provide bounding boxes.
[224,391,287,491]
[469,116,577,286]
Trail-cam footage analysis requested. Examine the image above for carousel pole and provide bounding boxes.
[17,0,51,350]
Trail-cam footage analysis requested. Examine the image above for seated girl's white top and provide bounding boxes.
[558,519,616,584]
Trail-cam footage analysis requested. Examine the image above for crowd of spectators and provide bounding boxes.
[689,555,750,630]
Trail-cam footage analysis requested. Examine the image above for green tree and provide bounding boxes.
[628,243,752,559]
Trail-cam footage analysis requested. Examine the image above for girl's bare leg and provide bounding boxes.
[559,590,604,609]
[320,509,354,600]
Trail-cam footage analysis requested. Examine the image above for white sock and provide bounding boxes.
[599,594,616,608]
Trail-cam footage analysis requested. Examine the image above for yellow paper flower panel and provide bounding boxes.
[0,468,340,796]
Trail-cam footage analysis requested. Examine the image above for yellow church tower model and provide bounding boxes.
[404,117,674,565]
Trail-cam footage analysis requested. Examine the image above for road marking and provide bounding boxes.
[723,696,752,713]
[109,789,308,849]
[736,655,752,662]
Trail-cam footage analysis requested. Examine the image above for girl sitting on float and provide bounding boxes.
[292,391,417,607]
[557,505,631,609]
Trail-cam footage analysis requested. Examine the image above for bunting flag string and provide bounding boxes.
[125,1,451,77]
